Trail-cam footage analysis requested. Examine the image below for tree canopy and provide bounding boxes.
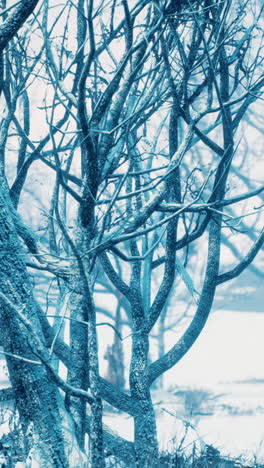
[0,0,263,466]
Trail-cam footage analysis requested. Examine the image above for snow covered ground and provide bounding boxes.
[157,309,264,462]
[103,382,264,464]
[1,309,264,463]
[103,310,264,463]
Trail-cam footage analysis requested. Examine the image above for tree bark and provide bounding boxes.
[0,178,86,466]
[0,0,39,52]
[130,332,158,467]
[66,293,89,449]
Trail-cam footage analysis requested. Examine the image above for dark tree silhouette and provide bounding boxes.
[0,0,263,466]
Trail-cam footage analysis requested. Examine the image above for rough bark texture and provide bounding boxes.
[0,177,84,467]
[130,332,158,466]
[0,0,39,52]
[66,292,89,449]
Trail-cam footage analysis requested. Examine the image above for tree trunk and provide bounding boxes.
[0,179,87,466]
[87,318,105,468]
[66,292,89,449]
[130,332,158,467]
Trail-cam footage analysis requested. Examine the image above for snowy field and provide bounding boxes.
[1,309,264,463]
[103,382,264,464]
[103,310,264,464]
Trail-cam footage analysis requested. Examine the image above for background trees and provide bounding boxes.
[0,0,263,466]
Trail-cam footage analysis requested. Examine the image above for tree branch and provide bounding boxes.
[216,227,264,285]
[0,0,40,52]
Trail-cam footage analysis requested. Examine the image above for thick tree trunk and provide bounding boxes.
[76,227,105,467]
[3,342,69,467]
[134,405,158,467]
[130,332,158,467]
[66,292,89,449]
[0,180,87,466]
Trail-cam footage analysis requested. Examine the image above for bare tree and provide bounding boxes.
[0,0,263,466]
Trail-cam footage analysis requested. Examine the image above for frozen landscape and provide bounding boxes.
[100,309,264,464]
[0,0,263,466]
[1,300,264,464]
